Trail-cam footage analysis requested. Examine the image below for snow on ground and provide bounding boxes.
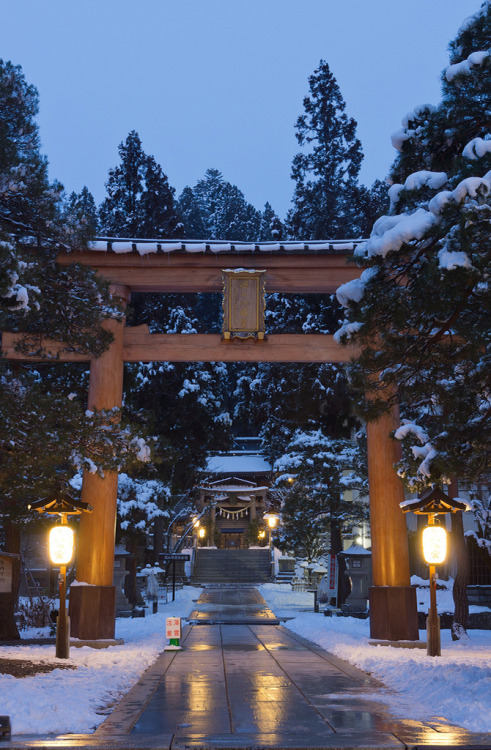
[259,583,491,734]
[0,586,201,736]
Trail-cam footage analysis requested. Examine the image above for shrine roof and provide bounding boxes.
[205,454,273,475]
[88,237,365,256]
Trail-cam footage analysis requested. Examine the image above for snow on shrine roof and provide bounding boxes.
[88,237,365,256]
[208,477,256,487]
[205,454,273,475]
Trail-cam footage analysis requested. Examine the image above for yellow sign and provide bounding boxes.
[222,269,266,339]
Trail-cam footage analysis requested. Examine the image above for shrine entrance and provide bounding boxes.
[3,237,418,643]
[222,532,245,549]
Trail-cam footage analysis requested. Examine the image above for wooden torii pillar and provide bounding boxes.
[367,407,419,641]
[68,285,130,640]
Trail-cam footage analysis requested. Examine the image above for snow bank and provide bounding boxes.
[259,584,491,734]
[0,586,201,736]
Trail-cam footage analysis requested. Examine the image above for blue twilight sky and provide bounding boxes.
[0,0,480,221]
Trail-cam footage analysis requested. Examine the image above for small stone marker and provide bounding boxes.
[164,616,183,650]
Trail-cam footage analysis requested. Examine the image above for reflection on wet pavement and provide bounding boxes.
[122,587,489,747]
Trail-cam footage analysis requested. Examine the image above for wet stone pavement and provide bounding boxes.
[8,587,491,750]
[91,587,491,749]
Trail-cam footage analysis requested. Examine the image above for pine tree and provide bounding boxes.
[64,186,98,242]
[178,168,263,241]
[100,148,233,502]
[258,202,284,241]
[177,186,207,238]
[274,430,368,565]
[0,62,149,639]
[335,3,491,639]
[99,130,182,238]
[288,60,364,240]
[335,2,491,483]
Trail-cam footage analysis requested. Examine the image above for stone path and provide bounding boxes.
[187,586,280,624]
[91,587,489,749]
[5,587,490,749]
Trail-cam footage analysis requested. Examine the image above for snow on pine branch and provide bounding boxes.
[445,49,491,83]
[388,170,448,210]
[117,473,170,531]
[462,137,491,160]
[351,208,437,261]
[394,421,437,480]
[391,104,436,152]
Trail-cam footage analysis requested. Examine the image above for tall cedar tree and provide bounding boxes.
[99,140,231,537]
[233,60,379,454]
[335,2,491,638]
[99,131,182,238]
[0,62,148,639]
[288,60,364,240]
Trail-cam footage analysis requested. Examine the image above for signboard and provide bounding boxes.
[160,553,190,562]
[0,555,13,594]
[222,269,266,340]
[327,554,338,595]
[166,617,182,640]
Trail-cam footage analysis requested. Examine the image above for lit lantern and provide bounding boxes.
[422,525,447,565]
[198,527,206,539]
[49,525,75,566]
[264,512,279,529]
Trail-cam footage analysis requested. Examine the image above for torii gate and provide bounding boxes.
[4,238,418,642]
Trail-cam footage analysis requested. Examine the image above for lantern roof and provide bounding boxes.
[28,492,93,516]
[400,486,469,515]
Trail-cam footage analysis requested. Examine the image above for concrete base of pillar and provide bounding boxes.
[69,585,116,640]
[369,586,419,641]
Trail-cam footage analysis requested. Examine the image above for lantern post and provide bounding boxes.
[263,512,279,579]
[401,486,469,657]
[28,492,93,659]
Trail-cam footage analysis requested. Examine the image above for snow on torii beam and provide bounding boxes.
[55,239,363,294]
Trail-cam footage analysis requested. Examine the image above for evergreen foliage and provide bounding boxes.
[0,59,117,355]
[335,2,491,487]
[0,65,157,638]
[234,361,359,462]
[178,168,263,241]
[99,147,232,497]
[99,130,182,239]
[288,60,367,240]
[274,430,369,559]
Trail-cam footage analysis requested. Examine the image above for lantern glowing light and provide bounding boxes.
[422,525,447,565]
[49,525,75,565]
[198,527,206,539]
[264,512,279,529]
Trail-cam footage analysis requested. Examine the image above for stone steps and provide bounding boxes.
[193,549,271,583]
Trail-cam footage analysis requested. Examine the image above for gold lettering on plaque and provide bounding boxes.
[222,270,266,340]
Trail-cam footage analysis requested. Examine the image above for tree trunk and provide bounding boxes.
[451,509,469,640]
[0,523,21,641]
[153,517,165,564]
